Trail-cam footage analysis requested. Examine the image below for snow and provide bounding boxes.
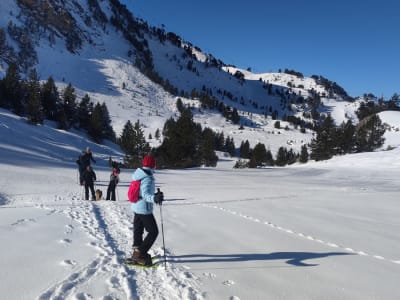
[1,0,400,298]
[1,107,400,300]
[379,111,400,148]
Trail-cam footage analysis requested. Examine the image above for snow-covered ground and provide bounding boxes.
[1,108,400,300]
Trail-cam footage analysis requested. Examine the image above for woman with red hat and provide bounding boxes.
[129,154,163,266]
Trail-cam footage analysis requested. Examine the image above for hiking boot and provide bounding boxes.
[132,247,152,266]
[132,247,151,259]
[133,256,152,266]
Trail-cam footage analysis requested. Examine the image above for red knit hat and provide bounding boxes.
[142,155,156,169]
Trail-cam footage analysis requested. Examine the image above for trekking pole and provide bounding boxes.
[159,203,167,270]
[116,185,119,201]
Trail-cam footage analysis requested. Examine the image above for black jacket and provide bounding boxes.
[78,152,96,169]
[82,169,96,185]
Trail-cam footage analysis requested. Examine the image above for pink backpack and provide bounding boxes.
[127,180,141,203]
[127,168,152,203]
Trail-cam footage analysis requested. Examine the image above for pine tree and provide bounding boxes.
[249,143,268,167]
[118,120,150,168]
[265,149,274,166]
[59,83,77,129]
[214,132,225,151]
[275,147,288,166]
[155,128,161,140]
[40,76,59,121]
[231,108,240,124]
[0,28,6,55]
[337,120,356,154]
[299,145,309,163]
[225,136,236,157]
[3,62,23,114]
[77,94,92,130]
[175,109,199,166]
[286,148,298,165]
[355,114,385,152]
[119,120,135,154]
[389,93,400,109]
[239,140,251,159]
[157,109,200,168]
[100,102,115,141]
[310,115,336,161]
[0,78,4,108]
[25,69,43,124]
[199,128,218,166]
[176,97,184,113]
[132,119,150,163]
[86,102,115,143]
[88,102,104,143]
[157,117,179,167]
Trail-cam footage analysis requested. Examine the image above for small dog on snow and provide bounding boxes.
[95,189,103,201]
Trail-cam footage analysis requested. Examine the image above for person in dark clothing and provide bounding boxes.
[106,167,120,201]
[77,147,96,185]
[82,165,96,200]
[129,155,163,266]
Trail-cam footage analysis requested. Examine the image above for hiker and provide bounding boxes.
[129,155,163,266]
[106,167,120,201]
[82,165,96,200]
[77,147,96,185]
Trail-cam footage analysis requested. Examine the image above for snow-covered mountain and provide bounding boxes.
[0,0,369,154]
[1,2,400,298]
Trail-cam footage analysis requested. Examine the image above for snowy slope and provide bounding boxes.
[1,107,400,299]
[379,110,400,148]
[0,0,366,155]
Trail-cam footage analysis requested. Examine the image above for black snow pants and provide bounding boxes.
[133,213,159,254]
[85,183,95,200]
[106,182,116,201]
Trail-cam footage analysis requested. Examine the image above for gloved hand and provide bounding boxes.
[154,188,164,205]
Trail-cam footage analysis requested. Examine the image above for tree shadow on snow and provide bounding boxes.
[169,252,353,267]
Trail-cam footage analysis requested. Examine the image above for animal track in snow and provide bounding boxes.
[11,218,36,226]
[202,203,400,266]
[203,272,217,279]
[65,224,74,234]
[61,259,77,267]
[222,280,235,286]
[75,292,93,300]
[59,238,72,244]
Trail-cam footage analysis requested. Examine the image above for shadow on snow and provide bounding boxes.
[170,252,353,267]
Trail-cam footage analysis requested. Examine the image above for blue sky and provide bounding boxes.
[120,0,399,98]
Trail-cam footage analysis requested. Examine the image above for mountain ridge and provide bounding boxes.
[0,0,388,156]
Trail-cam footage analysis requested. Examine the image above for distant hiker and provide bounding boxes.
[129,155,164,266]
[82,165,97,200]
[77,147,96,185]
[111,160,121,173]
[106,167,120,201]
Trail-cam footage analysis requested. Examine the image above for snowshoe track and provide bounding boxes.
[35,190,203,300]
